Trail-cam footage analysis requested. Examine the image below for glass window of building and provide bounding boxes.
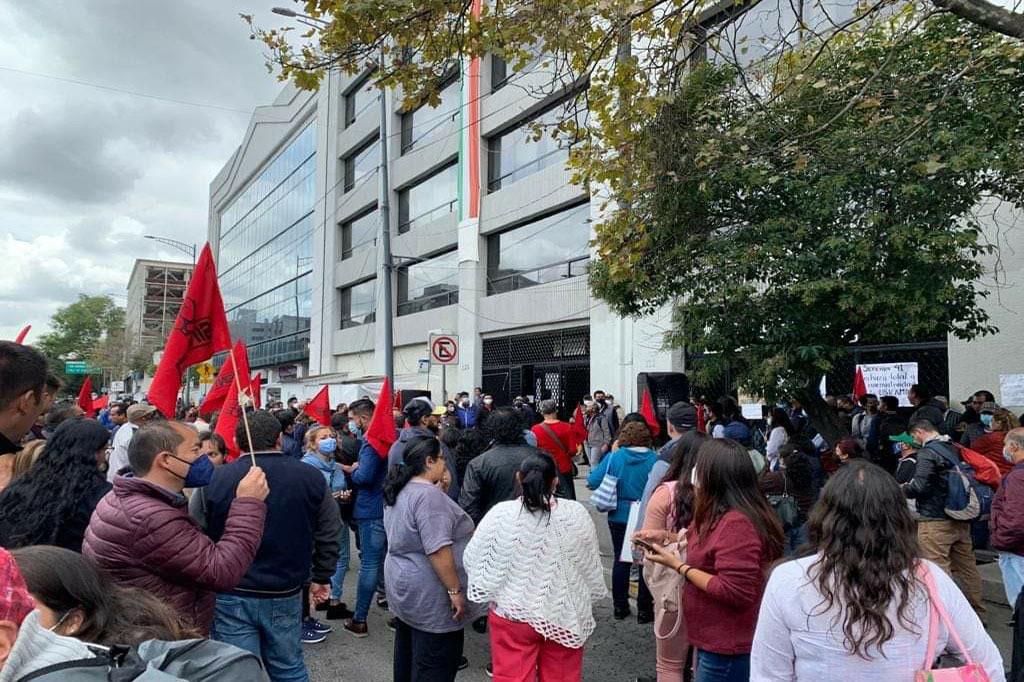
[491,56,509,92]
[343,137,380,192]
[341,206,378,260]
[397,163,458,234]
[217,123,316,367]
[400,76,460,153]
[397,250,459,316]
[345,73,376,127]
[487,101,586,191]
[341,279,377,329]
[487,202,590,295]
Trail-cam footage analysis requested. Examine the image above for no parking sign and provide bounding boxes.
[429,334,459,366]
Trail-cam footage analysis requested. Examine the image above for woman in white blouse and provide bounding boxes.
[764,407,795,470]
[464,453,607,681]
[751,460,1004,681]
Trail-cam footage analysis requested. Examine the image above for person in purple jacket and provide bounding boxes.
[83,421,269,634]
[991,428,1024,606]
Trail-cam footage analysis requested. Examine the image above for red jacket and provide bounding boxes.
[531,421,579,474]
[83,476,266,633]
[972,431,1013,476]
[990,462,1024,555]
[683,510,775,655]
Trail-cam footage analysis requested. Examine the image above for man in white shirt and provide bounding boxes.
[106,403,156,482]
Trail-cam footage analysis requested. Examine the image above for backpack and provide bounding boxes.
[18,639,267,681]
[929,442,994,522]
[766,473,801,531]
[642,482,687,641]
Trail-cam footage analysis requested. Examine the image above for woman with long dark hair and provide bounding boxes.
[0,418,111,551]
[12,545,196,645]
[751,461,1003,680]
[383,436,475,682]
[635,429,707,682]
[765,408,795,470]
[645,438,784,682]
[465,453,606,681]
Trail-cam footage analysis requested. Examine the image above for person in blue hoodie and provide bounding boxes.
[587,420,657,620]
[301,425,354,628]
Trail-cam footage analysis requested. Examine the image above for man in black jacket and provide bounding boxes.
[904,419,983,614]
[200,410,340,682]
[459,406,545,524]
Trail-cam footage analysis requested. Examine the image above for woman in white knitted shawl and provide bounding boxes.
[464,453,607,681]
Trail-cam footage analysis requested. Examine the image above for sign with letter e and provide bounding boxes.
[429,334,459,366]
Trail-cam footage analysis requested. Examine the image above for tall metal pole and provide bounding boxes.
[378,46,395,387]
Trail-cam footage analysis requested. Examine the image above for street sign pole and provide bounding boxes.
[442,364,447,403]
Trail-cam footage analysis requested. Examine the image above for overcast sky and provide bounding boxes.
[0,1,284,341]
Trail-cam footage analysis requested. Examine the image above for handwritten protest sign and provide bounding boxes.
[857,363,919,407]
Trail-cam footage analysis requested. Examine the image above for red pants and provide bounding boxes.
[489,610,584,682]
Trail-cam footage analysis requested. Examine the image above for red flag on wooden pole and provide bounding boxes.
[853,366,868,401]
[365,378,397,459]
[640,389,661,438]
[572,403,587,443]
[304,386,332,426]
[77,377,94,414]
[214,345,252,463]
[13,325,30,344]
[250,373,262,409]
[149,244,231,418]
[200,340,248,415]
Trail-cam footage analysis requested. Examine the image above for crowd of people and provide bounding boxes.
[2,337,1024,681]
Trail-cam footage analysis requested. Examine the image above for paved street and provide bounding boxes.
[306,479,1016,682]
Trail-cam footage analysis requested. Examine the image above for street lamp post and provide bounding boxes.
[143,235,197,265]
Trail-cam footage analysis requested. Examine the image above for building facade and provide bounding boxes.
[126,259,194,352]
[209,56,680,412]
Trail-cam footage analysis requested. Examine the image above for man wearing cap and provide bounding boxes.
[388,398,459,501]
[106,403,158,482]
[639,401,698,516]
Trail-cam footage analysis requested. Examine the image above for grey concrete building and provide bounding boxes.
[125,258,193,352]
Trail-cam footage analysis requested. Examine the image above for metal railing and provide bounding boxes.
[397,290,459,317]
[487,256,589,295]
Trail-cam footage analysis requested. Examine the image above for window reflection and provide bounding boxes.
[400,78,461,153]
[341,279,377,328]
[344,137,380,192]
[397,251,459,316]
[341,207,378,260]
[488,103,586,191]
[397,163,458,234]
[487,202,591,295]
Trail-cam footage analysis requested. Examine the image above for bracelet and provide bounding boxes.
[446,588,461,596]
[675,563,687,576]
[683,566,695,581]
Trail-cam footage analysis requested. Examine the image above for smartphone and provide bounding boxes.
[632,538,655,552]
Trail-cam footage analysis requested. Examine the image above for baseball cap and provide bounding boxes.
[979,401,1000,414]
[127,404,157,422]
[889,432,918,447]
[666,401,698,430]
[0,548,34,627]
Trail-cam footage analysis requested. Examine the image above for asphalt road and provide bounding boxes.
[305,479,1015,682]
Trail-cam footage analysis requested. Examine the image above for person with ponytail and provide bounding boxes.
[383,436,475,681]
[465,453,607,681]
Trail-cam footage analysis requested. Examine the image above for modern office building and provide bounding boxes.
[125,259,194,352]
[210,46,1024,413]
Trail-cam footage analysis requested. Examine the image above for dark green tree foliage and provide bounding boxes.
[590,15,1024,439]
[36,295,125,394]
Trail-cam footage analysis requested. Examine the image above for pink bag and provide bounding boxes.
[914,563,991,681]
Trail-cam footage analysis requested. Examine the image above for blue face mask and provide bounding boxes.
[318,437,338,455]
[1004,447,1015,464]
[981,413,994,428]
[170,453,215,488]
[349,420,362,439]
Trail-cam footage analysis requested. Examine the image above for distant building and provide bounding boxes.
[126,259,194,352]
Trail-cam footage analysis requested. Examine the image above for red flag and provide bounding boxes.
[696,401,707,434]
[853,366,868,401]
[640,388,661,438]
[572,403,587,442]
[304,386,332,427]
[250,373,262,409]
[149,244,231,418]
[93,395,109,412]
[13,325,30,344]
[365,378,397,459]
[200,340,248,415]
[394,388,404,411]
[215,345,251,462]
[77,377,94,414]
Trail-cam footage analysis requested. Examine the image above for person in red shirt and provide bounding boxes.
[531,400,580,499]
[644,438,784,682]
[971,405,1018,476]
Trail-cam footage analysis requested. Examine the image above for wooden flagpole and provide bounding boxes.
[227,345,257,466]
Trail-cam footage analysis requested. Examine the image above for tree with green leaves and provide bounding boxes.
[590,14,1023,440]
[37,296,125,394]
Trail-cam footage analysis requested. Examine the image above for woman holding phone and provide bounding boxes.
[644,439,784,682]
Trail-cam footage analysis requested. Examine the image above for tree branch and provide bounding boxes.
[931,0,1024,38]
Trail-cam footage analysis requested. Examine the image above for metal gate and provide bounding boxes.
[482,327,590,419]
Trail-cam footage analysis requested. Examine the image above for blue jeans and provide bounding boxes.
[1000,552,1024,607]
[784,523,808,557]
[213,593,307,682]
[330,521,352,601]
[695,650,749,682]
[355,518,387,623]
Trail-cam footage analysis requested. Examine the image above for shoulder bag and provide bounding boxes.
[914,563,991,681]
[590,452,621,513]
